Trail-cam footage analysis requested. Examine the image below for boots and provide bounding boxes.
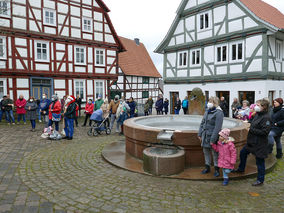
[214,166,220,177]
[268,144,273,154]
[222,178,229,186]
[276,149,283,159]
[201,165,210,174]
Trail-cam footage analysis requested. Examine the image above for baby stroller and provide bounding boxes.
[88,109,111,136]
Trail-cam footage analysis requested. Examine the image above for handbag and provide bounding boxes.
[52,113,61,122]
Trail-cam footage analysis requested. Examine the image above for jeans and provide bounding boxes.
[5,110,15,123]
[203,147,219,167]
[0,110,3,122]
[37,109,41,121]
[149,107,152,115]
[238,147,266,183]
[48,120,59,131]
[64,118,74,138]
[109,114,116,130]
[222,168,232,179]
[30,120,36,129]
[174,109,180,115]
[268,130,282,150]
[17,114,26,123]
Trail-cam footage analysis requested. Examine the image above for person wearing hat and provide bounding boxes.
[94,94,104,111]
[63,95,77,140]
[211,128,237,186]
[48,94,62,131]
[82,99,94,127]
[234,99,272,186]
[268,98,284,159]
[108,95,120,132]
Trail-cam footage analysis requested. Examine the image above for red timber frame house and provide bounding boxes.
[0,0,124,102]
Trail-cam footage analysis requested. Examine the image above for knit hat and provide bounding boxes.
[219,128,230,140]
[115,95,120,99]
[249,104,256,110]
[274,98,283,105]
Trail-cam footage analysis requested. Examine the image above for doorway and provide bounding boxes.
[31,78,52,100]
[170,92,179,114]
[216,91,230,116]
[238,91,255,106]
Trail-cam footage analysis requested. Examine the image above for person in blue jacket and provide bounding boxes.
[39,93,51,127]
[155,95,163,115]
[127,97,136,118]
[182,96,189,115]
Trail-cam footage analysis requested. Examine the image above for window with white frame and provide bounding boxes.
[178,51,188,68]
[199,11,211,31]
[215,44,228,64]
[95,81,104,99]
[36,41,49,61]
[43,9,56,26]
[82,17,92,32]
[276,40,282,62]
[75,80,85,100]
[95,49,105,66]
[0,37,6,59]
[230,41,244,62]
[191,49,201,66]
[0,0,10,17]
[75,46,86,65]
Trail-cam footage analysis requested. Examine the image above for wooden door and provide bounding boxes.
[32,87,40,99]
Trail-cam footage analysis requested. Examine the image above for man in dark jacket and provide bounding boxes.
[268,98,284,158]
[76,95,82,117]
[0,96,7,122]
[155,95,163,115]
[2,94,15,125]
[220,96,229,117]
[63,95,77,140]
[234,99,271,186]
[127,97,136,118]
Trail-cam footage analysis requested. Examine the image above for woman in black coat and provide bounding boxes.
[234,99,271,186]
[268,98,284,158]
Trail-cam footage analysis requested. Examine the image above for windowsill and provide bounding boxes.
[197,27,212,33]
[43,23,56,27]
[0,14,10,18]
[190,64,201,68]
[35,59,50,63]
[95,64,106,67]
[229,59,244,64]
[75,63,87,66]
[215,61,228,65]
[82,29,93,33]
[0,57,7,60]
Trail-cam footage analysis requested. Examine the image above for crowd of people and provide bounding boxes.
[198,96,284,186]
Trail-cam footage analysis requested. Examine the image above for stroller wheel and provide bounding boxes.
[106,128,111,135]
[93,130,99,136]
[87,129,93,136]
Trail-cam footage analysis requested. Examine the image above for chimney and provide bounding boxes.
[134,38,140,45]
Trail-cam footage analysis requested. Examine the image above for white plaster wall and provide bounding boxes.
[68,80,72,95]
[246,35,262,58]
[94,12,103,21]
[36,64,49,71]
[229,19,243,33]
[185,16,195,31]
[197,30,212,40]
[95,68,105,73]
[244,17,258,29]
[87,80,93,95]
[13,17,26,30]
[214,6,226,23]
[16,79,29,88]
[105,34,115,43]
[54,80,65,89]
[174,20,184,35]
[176,35,185,45]
[247,59,262,72]
[185,0,197,10]
[228,2,245,19]
[95,33,103,42]
[167,53,176,67]
[230,64,243,74]
[204,46,214,63]
[17,90,29,99]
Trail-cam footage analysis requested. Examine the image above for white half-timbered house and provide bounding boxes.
[111,37,161,104]
[155,0,284,115]
[0,0,124,102]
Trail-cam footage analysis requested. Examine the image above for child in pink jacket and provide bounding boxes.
[211,128,237,186]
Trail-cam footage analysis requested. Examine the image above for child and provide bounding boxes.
[211,128,237,186]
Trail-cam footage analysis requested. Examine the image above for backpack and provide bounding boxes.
[182,100,188,108]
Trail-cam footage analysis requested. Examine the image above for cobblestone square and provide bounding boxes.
[0,121,283,212]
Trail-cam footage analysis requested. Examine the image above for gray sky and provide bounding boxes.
[106,0,284,74]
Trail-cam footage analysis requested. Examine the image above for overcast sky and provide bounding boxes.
[106,0,284,74]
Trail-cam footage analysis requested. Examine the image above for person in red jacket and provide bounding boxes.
[74,101,79,127]
[82,99,94,127]
[48,94,61,131]
[16,95,27,124]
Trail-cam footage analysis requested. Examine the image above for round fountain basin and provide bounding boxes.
[124,115,249,167]
[143,147,185,176]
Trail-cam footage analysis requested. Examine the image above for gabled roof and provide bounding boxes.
[118,37,161,78]
[239,0,284,29]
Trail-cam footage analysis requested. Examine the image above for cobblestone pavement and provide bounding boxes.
[0,120,283,213]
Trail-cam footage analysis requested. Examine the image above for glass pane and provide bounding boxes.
[232,44,236,60]
[76,82,79,86]
[0,46,3,57]
[196,50,200,64]
[37,43,41,48]
[205,13,209,28]
[43,54,47,60]
[80,82,83,86]
[217,47,221,62]
[183,53,187,66]
[222,46,226,61]
[238,43,242,60]
[200,15,204,29]
[179,53,182,66]
[192,51,195,65]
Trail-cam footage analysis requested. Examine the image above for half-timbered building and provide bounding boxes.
[111,37,161,104]
[155,0,284,115]
[0,0,124,102]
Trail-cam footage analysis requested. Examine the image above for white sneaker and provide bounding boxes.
[39,120,42,123]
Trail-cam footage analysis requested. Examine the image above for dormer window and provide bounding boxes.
[0,0,10,17]
[198,11,211,31]
[178,51,188,68]
[43,9,56,26]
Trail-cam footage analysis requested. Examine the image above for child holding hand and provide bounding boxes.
[211,128,237,186]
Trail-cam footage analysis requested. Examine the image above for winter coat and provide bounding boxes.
[64,102,77,119]
[48,101,61,120]
[85,103,94,115]
[128,101,136,116]
[16,99,27,114]
[220,100,229,117]
[76,98,82,110]
[108,100,120,114]
[174,100,181,110]
[101,103,109,118]
[155,99,163,111]
[148,98,153,107]
[198,107,224,148]
[231,101,241,111]
[212,139,237,170]
[270,106,284,136]
[25,101,38,120]
[182,99,188,109]
[95,99,104,111]
[2,98,13,111]
[245,111,271,159]
[163,101,169,113]
[144,102,149,112]
[116,101,130,118]
[39,99,51,114]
